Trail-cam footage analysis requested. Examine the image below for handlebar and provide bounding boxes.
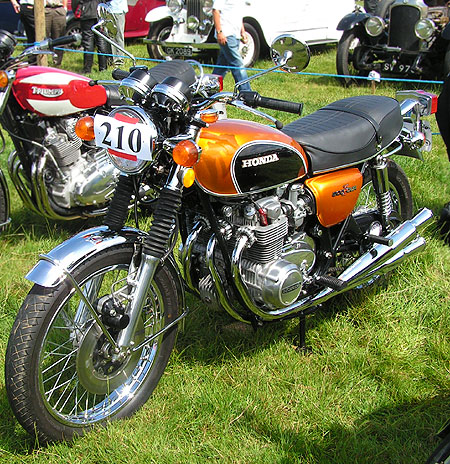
[48,33,81,49]
[239,90,303,115]
[112,68,130,80]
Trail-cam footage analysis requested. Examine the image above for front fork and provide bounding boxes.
[113,166,185,359]
[369,155,393,232]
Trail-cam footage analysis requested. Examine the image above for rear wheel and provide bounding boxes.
[336,29,367,86]
[5,244,179,443]
[355,159,413,223]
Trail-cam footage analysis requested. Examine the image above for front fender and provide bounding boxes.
[25,226,185,309]
[145,5,171,23]
[337,12,370,31]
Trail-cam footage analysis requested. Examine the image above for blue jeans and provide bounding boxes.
[213,35,251,91]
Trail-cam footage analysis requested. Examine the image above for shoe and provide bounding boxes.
[82,68,91,75]
[99,67,107,72]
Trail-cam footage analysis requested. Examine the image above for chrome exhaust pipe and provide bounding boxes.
[232,208,433,321]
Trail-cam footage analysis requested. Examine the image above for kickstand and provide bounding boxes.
[296,311,311,354]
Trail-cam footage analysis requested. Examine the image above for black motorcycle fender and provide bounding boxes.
[25,225,185,307]
[337,12,370,31]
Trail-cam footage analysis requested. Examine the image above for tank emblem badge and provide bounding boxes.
[31,87,64,98]
[332,183,357,197]
[242,153,279,168]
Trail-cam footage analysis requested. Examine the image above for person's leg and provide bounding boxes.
[19,4,35,44]
[52,7,66,65]
[95,33,108,71]
[81,19,94,73]
[224,36,251,90]
[436,75,450,161]
[212,46,229,77]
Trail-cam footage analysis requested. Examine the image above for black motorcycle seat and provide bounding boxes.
[281,95,402,174]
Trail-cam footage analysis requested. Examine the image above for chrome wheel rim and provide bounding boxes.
[240,35,255,68]
[38,262,164,427]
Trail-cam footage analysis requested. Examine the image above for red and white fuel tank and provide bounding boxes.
[12,66,108,117]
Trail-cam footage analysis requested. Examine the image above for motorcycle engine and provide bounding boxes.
[42,117,119,209]
[190,184,317,310]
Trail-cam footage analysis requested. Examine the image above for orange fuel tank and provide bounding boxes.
[305,168,363,227]
[195,119,308,196]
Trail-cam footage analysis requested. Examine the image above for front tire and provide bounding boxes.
[0,172,8,232]
[5,244,179,443]
[336,29,367,86]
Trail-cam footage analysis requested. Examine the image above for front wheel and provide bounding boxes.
[336,29,367,86]
[5,244,179,443]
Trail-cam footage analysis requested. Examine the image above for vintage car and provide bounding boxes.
[336,0,450,85]
[144,0,355,68]
[66,0,165,40]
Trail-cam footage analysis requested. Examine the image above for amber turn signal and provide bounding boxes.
[172,140,199,167]
[200,109,219,124]
[75,116,95,141]
[182,168,196,188]
[0,71,9,89]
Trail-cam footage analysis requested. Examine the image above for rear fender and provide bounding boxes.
[337,12,370,31]
[25,225,185,308]
[145,6,171,23]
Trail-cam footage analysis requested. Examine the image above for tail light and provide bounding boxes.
[396,90,438,115]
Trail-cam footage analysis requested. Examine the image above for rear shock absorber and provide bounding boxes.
[370,156,393,231]
[103,174,135,231]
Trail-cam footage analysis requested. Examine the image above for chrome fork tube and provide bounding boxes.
[115,253,161,351]
[370,156,393,231]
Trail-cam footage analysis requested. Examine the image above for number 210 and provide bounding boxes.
[100,121,142,153]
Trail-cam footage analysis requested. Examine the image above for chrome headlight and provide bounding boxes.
[415,18,436,40]
[365,16,385,37]
[167,0,183,14]
[202,0,213,15]
[96,106,158,174]
[187,15,200,31]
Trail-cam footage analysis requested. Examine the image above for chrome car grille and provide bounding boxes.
[388,5,421,51]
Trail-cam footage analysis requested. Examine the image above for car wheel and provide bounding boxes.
[336,29,367,86]
[147,20,172,61]
[65,20,82,49]
[240,22,260,68]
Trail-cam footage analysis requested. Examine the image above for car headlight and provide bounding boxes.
[365,16,385,37]
[415,18,436,40]
[202,0,213,15]
[167,0,183,14]
[187,15,199,31]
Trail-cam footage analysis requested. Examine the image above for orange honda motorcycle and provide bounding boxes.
[4,5,438,442]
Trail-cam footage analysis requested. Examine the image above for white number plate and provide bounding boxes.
[94,114,153,160]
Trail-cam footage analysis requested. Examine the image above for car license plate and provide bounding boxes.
[94,114,154,161]
[382,62,412,74]
[168,47,193,57]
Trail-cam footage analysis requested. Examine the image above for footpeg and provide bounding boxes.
[316,275,347,290]
[365,234,393,247]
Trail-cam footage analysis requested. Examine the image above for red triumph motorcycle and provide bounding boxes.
[4,5,438,443]
[0,30,126,232]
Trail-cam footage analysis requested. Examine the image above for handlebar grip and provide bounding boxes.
[239,91,303,115]
[112,68,130,80]
[48,34,81,48]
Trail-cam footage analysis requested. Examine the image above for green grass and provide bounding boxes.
[0,40,449,463]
